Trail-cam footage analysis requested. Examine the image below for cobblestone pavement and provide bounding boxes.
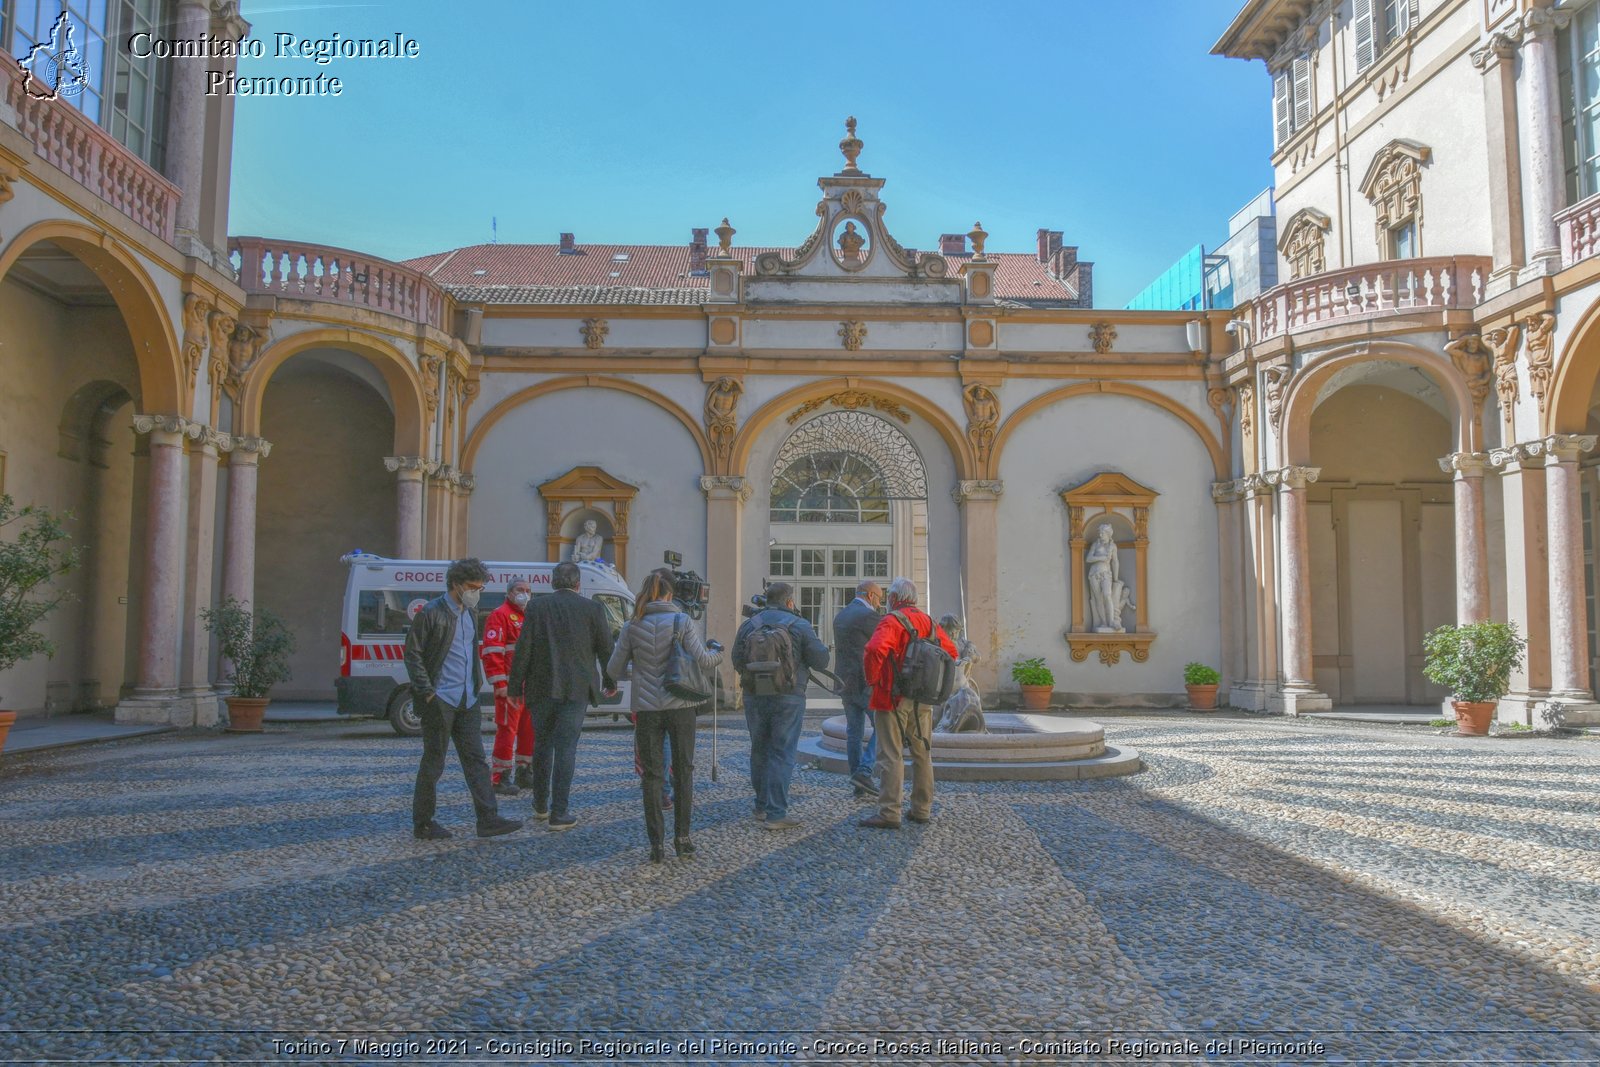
[2,714,1599,1064]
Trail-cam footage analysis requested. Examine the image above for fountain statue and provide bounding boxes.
[934,614,986,733]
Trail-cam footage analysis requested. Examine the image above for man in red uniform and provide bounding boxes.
[482,579,535,794]
[858,576,959,830]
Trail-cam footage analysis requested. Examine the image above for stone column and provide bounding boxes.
[222,437,270,608]
[1212,480,1247,697]
[1545,435,1599,709]
[1441,452,1492,623]
[953,480,1003,696]
[1490,443,1552,723]
[385,456,431,559]
[423,467,455,559]
[1472,33,1526,295]
[119,415,189,725]
[1521,3,1574,277]
[700,476,750,698]
[451,471,476,559]
[1265,466,1332,714]
[163,0,214,259]
[179,426,228,726]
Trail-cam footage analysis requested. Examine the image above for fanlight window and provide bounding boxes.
[771,453,890,524]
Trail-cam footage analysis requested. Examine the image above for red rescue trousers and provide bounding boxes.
[491,693,533,780]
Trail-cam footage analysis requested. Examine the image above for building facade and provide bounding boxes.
[2,0,1599,729]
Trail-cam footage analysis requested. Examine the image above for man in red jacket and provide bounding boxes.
[858,576,958,829]
[481,579,534,794]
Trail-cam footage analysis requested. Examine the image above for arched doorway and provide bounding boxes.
[765,410,928,643]
[1302,362,1457,704]
[0,238,157,713]
[255,349,399,699]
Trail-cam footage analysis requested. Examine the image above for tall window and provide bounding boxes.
[1560,2,1600,204]
[1361,141,1429,261]
[6,0,172,170]
[770,453,890,524]
[1354,0,1421,71]
[1272,54,1313,146]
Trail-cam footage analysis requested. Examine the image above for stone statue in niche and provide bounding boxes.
[837,220,866,262]
[572,519,605,563]
[1085,524,1131,634]
[934,614,986,733]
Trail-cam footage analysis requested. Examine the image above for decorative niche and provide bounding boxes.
[536,466,638,571]
[1061,472,1158,666]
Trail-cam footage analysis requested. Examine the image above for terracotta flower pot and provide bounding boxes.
[224,696,270,733]
[1019,684,1053,710]
[0,709,15,755]
[1186,684,1219,711]
[1452,699,1495,736]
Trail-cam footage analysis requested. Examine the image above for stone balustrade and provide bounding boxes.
[1249,256,1492,344]
[229,236,445,329]
[1556,192,1600,269]
[2,62,179,241]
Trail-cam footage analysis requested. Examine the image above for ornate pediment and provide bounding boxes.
[537,465,639,500]
[1061,472,1159,508]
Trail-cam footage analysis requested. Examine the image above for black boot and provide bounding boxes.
[514,764,535,790]
[493,773,520,797]
[675,837,695,858]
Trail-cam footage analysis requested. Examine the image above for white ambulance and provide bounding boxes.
[335,553,636,735]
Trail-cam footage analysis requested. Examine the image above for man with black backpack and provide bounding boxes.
[859,577,959,830]
[732,581,830,830]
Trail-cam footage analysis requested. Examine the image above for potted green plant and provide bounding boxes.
[1011,657,1055,710]
[0,494,81,755]
[1423,621,1525,736]
[1183,662,1221,710]
[200,597,295,732]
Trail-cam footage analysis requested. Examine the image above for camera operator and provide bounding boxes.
[732,582,829,830]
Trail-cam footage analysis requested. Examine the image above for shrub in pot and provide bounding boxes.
[1183,662,1221,710]
[0,494,81,755]
[1422,621,1525,736]
[200,597,295,732]
[1010,657,1055,710]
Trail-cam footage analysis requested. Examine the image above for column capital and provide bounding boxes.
[210,0,251,38]
[1211,478,1247,502]
[184,423,232,454]
[1470,30,1521,71]
[132,413,191,445]
[385,455,439,476]
[699,475,754,502]
[1543,433,1599,462]
[1439,451,1491,476]
[1490,440,1554,469]
[1260,465,1320,490]
[951,479,1003,505]
[1522,3,1572,38]
[230,435,272,458]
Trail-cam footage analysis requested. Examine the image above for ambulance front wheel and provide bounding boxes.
[388,689,423,737]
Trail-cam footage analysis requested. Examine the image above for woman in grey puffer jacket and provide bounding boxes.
[607,573,722,863]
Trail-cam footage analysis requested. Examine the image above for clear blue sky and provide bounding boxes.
[230,1,1271,308]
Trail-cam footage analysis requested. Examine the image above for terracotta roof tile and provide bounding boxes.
[407,243,1085,306]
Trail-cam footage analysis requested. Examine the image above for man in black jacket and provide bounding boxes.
[403,557,522,840]
[508,561,617,830]
[832,579,883,799]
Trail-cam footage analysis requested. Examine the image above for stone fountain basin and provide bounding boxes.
[797,713,1142,781]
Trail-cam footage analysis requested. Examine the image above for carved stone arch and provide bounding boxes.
[1278,207,1332,280]
[1548,292,1600,435]
[771,410,929,501]
[1360,139,1431,254]
[58,381,135,466]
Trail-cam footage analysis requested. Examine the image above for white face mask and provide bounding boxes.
[510,591,530,607]
[459,587,482,611]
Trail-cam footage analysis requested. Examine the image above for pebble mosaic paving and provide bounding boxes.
[1,713,1598,1064]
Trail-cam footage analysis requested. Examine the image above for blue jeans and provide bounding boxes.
[530,698,587,817]
[744,693,806,820]
[843,690,877,779]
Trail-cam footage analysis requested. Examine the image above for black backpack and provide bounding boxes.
[889,611,956,706]
[739,619,797,696]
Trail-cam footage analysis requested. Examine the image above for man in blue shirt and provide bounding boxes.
[403,557,522,840]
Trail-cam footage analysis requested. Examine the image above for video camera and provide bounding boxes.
[740,592,768,620]
[661,550,709,620]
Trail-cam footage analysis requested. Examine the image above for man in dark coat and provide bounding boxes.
[403,557,522,840]
[832,579,883,799]
[508,561,616,830]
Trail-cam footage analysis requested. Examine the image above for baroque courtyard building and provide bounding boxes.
[1,0,1599,731]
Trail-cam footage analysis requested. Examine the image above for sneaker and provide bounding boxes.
[532,803,550,821]
[548,813,577,832]
[858,814,901,830]
[413,821,452,840]
[493,776,520,797]
[849,771,879,797]
[763,816,800,830]
[752,810,767,823]
[906,813,930,825]
[476,815,523,838]
[854,786,876,801]
[514,765,535,790]
[662,793,674,811]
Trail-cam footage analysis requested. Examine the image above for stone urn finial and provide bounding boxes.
[839,116,863,174]
[715,217,736,255]
[968,221,988,259]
